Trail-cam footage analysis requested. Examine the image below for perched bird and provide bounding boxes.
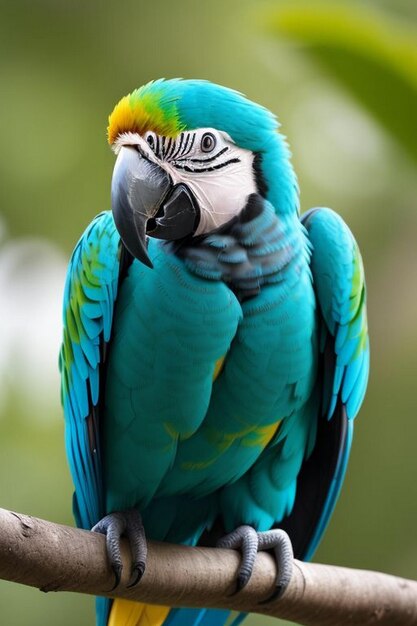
[60,78,369,626]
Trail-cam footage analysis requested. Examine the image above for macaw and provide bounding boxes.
[60,78,369,626]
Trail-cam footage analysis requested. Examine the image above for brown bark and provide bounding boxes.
[0,507,416,625]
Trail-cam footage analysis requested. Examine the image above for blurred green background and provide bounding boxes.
[0,1,416,624]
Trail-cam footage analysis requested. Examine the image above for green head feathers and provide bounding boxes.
[108,78,299,215]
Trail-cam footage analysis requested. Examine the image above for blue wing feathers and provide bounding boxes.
[347,349,369,418]
[60,211,121,530]
[302,207,369,422]
[297,207,369,561]
[342,351,364,402]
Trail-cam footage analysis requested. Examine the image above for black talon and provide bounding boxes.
[127,561,146,588]
[258,583,283,605]
[92,509,147,589]
[110,564,123,592]
[234,572,251,595]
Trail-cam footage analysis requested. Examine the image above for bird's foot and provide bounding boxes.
[92,509,147,590]
[217,525,293,601]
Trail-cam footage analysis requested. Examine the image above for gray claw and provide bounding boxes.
[257,528,293,602]
[217,525,259,593]
[92,509,147,589]
[217,525,293,600]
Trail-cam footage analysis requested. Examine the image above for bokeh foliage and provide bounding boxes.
[266,3,417,162]
[0,2,416,625]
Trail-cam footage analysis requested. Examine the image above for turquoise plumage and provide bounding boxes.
[60,79,369,626]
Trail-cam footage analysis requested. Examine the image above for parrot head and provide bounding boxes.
[108,78,298,267]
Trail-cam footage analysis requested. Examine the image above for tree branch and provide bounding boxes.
[0,507,416,625]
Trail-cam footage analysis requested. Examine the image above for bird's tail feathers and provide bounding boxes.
[108,600,170,626]
[104,602,244,626]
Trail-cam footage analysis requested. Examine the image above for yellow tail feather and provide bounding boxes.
[108,599,170,626]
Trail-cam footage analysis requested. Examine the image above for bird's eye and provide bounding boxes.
[201,132,216,153]
[145,132,156,150]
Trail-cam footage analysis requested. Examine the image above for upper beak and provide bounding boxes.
[111,145,199,268]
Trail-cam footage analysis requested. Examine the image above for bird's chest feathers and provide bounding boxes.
[155,242,317,497]
[172,201,317,431]
[104,208,316,502]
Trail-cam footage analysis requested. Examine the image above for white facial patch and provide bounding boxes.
[115,128,257,235]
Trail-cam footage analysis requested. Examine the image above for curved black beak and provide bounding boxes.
[111,146,199,267]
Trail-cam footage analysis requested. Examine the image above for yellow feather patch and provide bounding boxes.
[241,421,281,448]
[180,420,282,472]
[108,95,139,145]
[108,599,170,626]
[213,356,226,381]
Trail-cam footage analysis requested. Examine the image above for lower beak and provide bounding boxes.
[111,146,199,267]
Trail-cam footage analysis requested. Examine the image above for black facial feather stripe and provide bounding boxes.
[155,134,161,158]
[168,137,177,159]
[186,133,196,155]
[182,133,191,156]
[173,157,241,173]
[175,146,229,164]
[171,133,185,160]
[164,137,173,159]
